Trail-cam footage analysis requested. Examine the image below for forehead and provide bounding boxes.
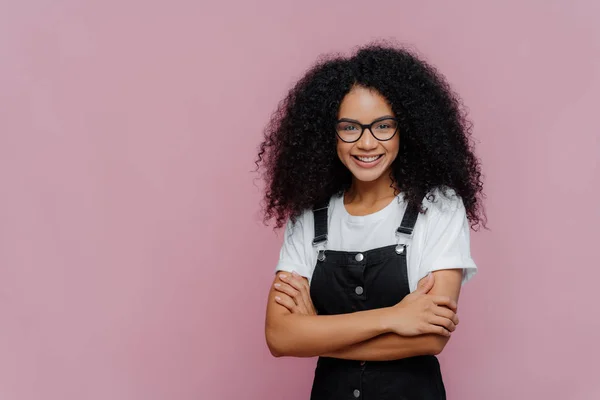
[338,86,394,121]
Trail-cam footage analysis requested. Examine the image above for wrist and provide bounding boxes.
[377,307,395,334]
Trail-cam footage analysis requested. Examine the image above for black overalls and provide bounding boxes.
[308,198,446,400]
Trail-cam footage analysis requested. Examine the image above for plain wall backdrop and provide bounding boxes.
[1,1,599,399]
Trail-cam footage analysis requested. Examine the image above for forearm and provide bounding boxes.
[325,269,462,361]
[266,308,391,358]
[323,333,449,361]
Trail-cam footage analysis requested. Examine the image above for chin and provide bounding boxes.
[348,168,387,183]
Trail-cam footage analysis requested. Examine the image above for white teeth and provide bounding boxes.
[357,155,381,162]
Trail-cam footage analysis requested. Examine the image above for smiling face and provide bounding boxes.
[336,85,400,185]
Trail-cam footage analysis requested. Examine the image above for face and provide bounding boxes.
[336,86,400,184]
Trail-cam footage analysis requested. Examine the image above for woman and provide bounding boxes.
[256,42,485,399]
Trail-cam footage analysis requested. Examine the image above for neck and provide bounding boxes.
[346,169,397,204]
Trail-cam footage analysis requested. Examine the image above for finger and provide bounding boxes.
[290,271,313,311]
[291,271,310,290]
[429,316,456,332]
[273,282,300,303]
[285,271,307,292]
[416,272,430,290]
[426,324,451,337]
[433,306,459,326]
[415,272,435,294]
[278,273,304,306]
[432,295,458,312]
[274,294,297,312]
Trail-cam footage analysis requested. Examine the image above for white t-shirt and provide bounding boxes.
[275,189,477,292]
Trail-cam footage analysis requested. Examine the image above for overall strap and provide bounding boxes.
[396,199,421,236]
[312,200,329,246]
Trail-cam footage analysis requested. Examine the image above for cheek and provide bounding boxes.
[386,138,400,159]
[336,141,352,162]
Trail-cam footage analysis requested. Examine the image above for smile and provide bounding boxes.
[352,155,383,163]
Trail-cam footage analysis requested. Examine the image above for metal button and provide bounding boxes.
[395,244,405,254]
[353,389,361,398]
[355,286,364,295]
[355,253,364,262]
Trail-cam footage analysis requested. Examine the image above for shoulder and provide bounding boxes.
[284,208,313,237]
[418,187,469,232]
[285,193,340,236]
[422,187,464,215]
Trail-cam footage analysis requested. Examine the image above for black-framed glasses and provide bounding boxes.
[335,117,399,143]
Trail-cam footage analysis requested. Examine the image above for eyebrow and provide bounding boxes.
[337,115,396,123]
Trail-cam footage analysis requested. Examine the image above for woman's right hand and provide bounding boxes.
[385,273,459,337]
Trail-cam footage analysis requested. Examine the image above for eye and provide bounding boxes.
[376,123,391,129]
[337,122,358,131]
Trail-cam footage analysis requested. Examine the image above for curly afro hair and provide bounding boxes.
[256,42,485,230]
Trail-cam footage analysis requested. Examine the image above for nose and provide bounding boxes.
[356,128,378,150]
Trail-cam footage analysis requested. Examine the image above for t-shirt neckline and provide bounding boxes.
[338,192,404,224]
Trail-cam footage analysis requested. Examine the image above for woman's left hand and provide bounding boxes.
[273,271,317,316]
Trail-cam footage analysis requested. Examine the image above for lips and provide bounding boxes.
[353,155,383,163]
[350,154,385,169]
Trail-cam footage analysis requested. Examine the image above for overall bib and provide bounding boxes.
[308,198,446,400]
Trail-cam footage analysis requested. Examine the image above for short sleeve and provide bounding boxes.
[274,215,313,279]
[419,193,477,285]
